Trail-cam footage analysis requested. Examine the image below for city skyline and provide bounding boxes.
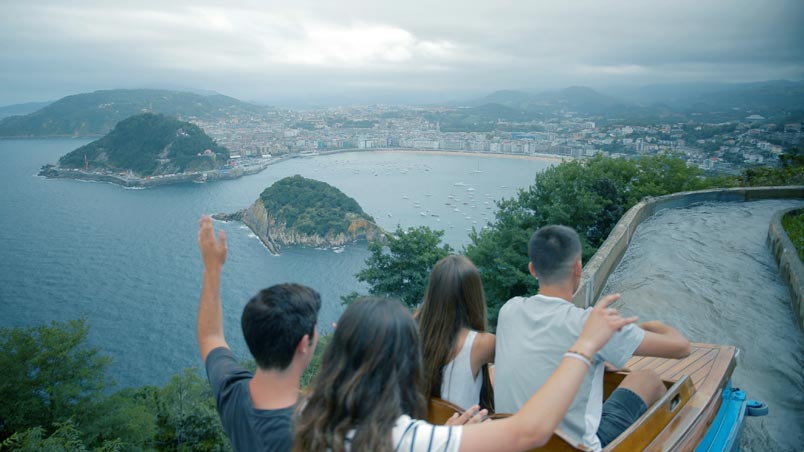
[2,0,803,106]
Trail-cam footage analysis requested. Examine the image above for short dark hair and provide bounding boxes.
[241,283,321,371]
[528,225,582,285]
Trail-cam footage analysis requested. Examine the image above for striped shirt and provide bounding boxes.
[344,415,462,452]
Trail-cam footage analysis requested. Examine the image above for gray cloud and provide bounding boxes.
[1,0,802,105]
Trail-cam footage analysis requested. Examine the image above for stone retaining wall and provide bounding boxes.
[571,185,804,330]
[768,207,804,330]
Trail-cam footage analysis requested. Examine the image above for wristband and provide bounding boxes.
[564,351,592,368]
[567,348,593,362]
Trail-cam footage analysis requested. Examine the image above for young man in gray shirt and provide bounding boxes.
[495,225,691,451]
[196,216,321,452]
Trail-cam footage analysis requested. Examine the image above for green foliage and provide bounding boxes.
[740,151,804,186]
[1,419,124,452]
[58,113,229,176]
[0,320,231,452]
[79,388,158,452]
[465,154,720,326]
[356,226,453,308]
[152,370,230,452]
[0,318,112,435]
[782,211,804,262]
[682,123,737,142]
[260,175,372,236]
[301,335,332,388]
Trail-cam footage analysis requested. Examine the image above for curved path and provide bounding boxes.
[601,199,804,451]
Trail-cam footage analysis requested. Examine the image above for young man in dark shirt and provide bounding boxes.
[196,215,321,452]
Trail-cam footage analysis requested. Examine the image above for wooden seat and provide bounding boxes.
[427,397,467,425]
[427,372,695,452]
[427,397,584,451]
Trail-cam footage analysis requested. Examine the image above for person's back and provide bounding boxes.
[196,216,322,451]
[495,294,644,448]
[441,329,484,410]
[205,348,295,451]
[494,225,690,451]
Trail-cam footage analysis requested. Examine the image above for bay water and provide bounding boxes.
[0,139,551,388]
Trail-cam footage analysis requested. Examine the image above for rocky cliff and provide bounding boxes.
[213,177,386,254]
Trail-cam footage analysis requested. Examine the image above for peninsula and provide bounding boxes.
[214,175,385,254]
[38,113,274,186]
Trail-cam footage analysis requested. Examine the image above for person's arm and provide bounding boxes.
[459,294,637,452]
[633,320,691,359]
[197,215,230,363]
[470,332,496,377]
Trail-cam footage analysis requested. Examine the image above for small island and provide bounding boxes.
[38,113,272,187]
[214,175,386,254]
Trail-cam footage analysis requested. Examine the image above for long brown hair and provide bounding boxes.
[417,255,494,411]
[293,297,426,452]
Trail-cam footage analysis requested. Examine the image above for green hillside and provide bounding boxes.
[58,113,229,176]
[260,175,373,236]
[0,88,265,137]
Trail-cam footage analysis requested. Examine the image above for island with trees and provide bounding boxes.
[214,175,385,253]
[37,113,257,187]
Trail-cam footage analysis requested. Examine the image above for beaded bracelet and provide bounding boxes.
[564,351,592,368]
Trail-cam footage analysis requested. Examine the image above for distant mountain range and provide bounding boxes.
[0,89,267,138]
[0,101,53,119]
[1,80,802,139]
[455,80,804,123]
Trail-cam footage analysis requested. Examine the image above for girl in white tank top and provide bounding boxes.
[418,256,496,411]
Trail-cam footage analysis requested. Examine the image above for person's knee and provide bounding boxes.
[619,370,666,406]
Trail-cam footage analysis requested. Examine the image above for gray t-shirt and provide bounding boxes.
[206,347,295,452]
[494,294,644,451]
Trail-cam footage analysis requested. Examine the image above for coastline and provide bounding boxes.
[374,149,570,164]
[39,148,567,187]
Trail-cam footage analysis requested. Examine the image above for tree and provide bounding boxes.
[466,154,719,327]
[741,149,804,186]
[355,226,453,308]
[0,319,112,437]
[1,419,124,452]
[153,370,230,452]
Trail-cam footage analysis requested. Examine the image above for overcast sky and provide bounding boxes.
[1,0,803,106]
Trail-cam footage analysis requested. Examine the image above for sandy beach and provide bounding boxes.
[321,148,571,164]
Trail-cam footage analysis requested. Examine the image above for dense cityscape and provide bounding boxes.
[193,105,803,175]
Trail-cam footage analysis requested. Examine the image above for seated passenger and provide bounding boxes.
[418,255,495,411]
[495,225,691,451]
[196,216,321,452]
[293,295,637,452]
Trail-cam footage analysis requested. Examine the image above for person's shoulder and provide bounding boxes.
[498,295,529,317]
[205,347,252,399]
[473,331,496,359]
[206,345,234,362]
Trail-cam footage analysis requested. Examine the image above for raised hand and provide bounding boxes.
[198,215,227,270]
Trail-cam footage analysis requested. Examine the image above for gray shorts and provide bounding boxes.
[596,387,648,447]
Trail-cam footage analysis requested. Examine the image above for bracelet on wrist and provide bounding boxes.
[564,351,592,368]
[566,348,593,362]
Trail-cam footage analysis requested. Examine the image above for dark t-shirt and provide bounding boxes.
[205,347,295,452]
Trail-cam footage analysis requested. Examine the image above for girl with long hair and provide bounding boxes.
[418,255,495,411]
[294,294,634,452]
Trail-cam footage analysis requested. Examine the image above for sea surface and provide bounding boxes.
[0,139,552,388]
[603,200,804,452]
